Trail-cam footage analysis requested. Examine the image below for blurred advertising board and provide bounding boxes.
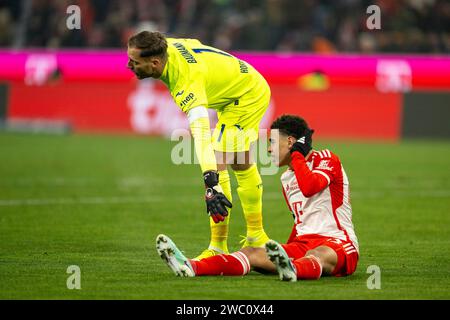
[1,51,449,139]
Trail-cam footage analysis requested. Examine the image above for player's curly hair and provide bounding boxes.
[270,114,312,139]
[128,31,168,58]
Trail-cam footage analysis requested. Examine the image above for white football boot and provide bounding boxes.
[265,240,297,282]
[156,234,195,277]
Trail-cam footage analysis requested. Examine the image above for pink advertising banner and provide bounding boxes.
[0,50,449,90]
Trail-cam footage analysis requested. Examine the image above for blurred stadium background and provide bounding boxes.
[1,0,449,138]
[0,0,449,300]
[1,0,449,52]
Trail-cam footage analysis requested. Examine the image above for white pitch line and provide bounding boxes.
[349,189,450,199]
[263,189,450,200]
[1,189,449,208]
[0,196,165,207]
[0,177,200,188]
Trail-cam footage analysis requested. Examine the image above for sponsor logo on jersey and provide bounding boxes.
[180,92,195,107]
[317,160,333,171]
[285,182,299,193]
[175,90,184,97]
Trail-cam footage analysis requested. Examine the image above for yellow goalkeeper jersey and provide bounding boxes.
[159,38,267,114]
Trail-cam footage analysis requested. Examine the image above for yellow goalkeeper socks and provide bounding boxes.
[234,164,269,245]
[208,169,232,253]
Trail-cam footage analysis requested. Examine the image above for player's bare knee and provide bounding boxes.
[305,250,324,268]
[240,247,256,262]
[306,248,337,275]
[230,163,253,171]
[240,247,264,266]
[231,150,254,169]
[305,249,321,260]
[215,151,233,169]
[216,163,227,171]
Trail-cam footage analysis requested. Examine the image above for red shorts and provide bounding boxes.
[281,234,359,277]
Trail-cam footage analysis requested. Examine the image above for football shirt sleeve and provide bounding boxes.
[172,79,208,114]
[311,150,337,185]
[187,106,217,173]
[173,74,216,173]
[290,151,329,197]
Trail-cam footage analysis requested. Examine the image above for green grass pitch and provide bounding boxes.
[0,132,449,299]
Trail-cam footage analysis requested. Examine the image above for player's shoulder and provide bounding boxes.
[311,149,341,167]
[165,37,201,61]
[312,149,339,160]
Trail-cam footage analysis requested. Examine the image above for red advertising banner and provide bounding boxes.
[270,86,402,140]
[6,81,401,140]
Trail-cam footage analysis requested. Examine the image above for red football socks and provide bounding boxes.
[190,252,250,276]
[292,255,322,280]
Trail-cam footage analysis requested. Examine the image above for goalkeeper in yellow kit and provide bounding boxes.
[127,31,271,259]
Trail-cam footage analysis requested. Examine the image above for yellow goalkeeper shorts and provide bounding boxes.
[212,79,271,153]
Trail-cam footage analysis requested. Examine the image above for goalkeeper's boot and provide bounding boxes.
[240,230,270,249]
[193,246,228,261]
[265,240,297,282]
[156,234,195,277]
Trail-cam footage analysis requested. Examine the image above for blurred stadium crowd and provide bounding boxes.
[0,0,448,53]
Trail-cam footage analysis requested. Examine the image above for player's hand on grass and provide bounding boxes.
[290,128,314,157]
[203,171,232,223]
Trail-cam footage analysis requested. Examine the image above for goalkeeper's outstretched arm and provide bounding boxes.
[187,106,217,173]
[187,106,232,223]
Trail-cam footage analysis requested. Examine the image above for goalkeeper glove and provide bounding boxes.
[290,128,314,157]
[203,171,232,223]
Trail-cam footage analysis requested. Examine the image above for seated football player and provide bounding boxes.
[156,114,359,281]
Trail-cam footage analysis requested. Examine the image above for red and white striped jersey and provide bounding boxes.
[281,149,359,252]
